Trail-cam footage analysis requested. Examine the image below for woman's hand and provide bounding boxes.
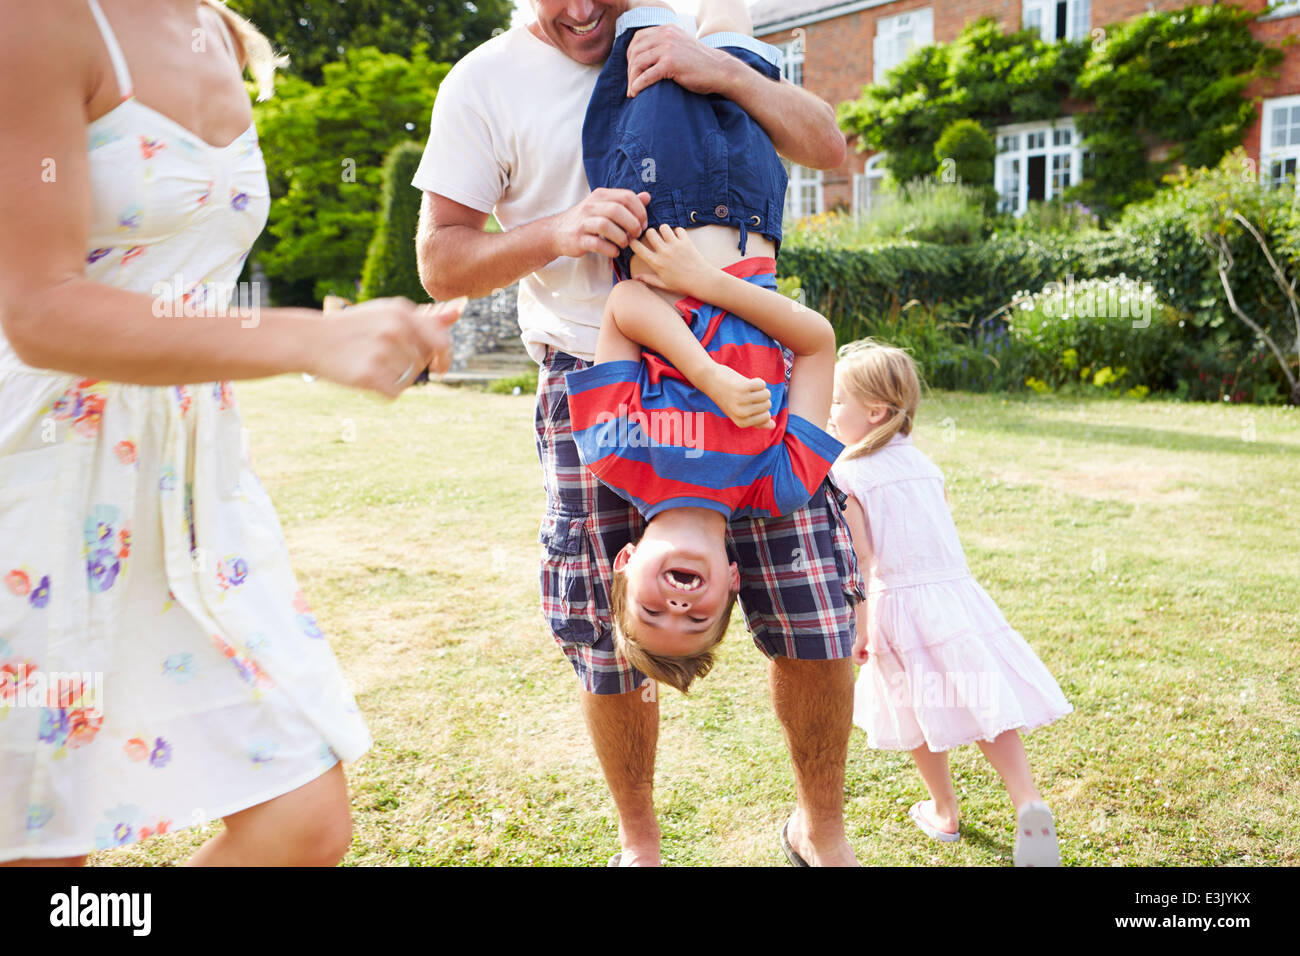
[308,297,465,399]
[629,224,718,298]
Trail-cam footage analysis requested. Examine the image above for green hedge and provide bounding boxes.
[359,141,427,303]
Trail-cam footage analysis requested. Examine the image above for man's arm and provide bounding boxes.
[624,6,846,170]
[416,189,651,302]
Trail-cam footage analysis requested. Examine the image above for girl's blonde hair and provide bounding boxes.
[835,338,922,459]
[200,0,289,101]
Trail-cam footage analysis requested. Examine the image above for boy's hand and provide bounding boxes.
[703,362,773,430]
[629,224,717,297]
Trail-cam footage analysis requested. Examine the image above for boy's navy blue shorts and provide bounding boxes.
[581,6,790,282]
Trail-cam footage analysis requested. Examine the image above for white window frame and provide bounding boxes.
[1023,0,1090,43]
[853,153,889,221]
[1261,94,1300,191]
[776,37,804,87]
[994,118,1082,215]
[873,7,934,84]
[783,158,824,221]
[1264,2,1300,19]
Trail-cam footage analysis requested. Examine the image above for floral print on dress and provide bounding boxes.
[174,385,192,417]
[1,659,37,706]
[84,505,130,594]
[216,555,248,593]
[5,568,50,609]
[230,189,249,212]
[137,819,171,841]
[49,379,108,439]
[118,203,143,231]
[211,633,274,690]
[248,738,277,765]
[121,245,144,267]
[139,136,166,160]
[293,590,324,640]
[161,652,197,683]
[93,804,139,850]
[87,247,113,265]
[39,707,104,753]
[213,380,235,411]
[125,736,172,768]
[114,439,137,465]
[26,804,54,833]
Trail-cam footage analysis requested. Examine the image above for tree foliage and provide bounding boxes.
[838,7,1284,218]
[838,18,1084,185]
[226,0,512,83]
[1072,4,1284,216]
[251,46,448,305]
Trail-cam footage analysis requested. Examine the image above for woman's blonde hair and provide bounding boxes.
[835,338,922,459]
[200,0,289,101]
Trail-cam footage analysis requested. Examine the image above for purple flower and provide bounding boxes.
[29,575,50,609]
[148,737,172,769]
[87,547,120,593]
[231,192,249,211]
[297,612,323,640]
[38,708,68,745]
[86,248,113,265]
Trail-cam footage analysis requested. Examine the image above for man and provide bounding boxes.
[414,0,863,866]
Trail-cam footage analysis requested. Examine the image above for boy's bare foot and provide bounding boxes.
[701,362,773,429]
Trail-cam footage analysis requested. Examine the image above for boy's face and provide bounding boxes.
[614,537,739,657]
[528,1,628,65]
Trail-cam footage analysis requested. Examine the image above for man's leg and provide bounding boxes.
[580,685,662,866]
[770,656,858,866]
[729,479,866,866]
[535,350,661,865]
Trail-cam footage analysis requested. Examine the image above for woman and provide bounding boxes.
[0,0,457,866]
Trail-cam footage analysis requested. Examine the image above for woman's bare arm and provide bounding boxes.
[0,2,452,398]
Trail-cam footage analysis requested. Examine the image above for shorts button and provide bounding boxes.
[714,204,729,219]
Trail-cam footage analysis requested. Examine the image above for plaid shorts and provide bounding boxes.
[536,349,866,696]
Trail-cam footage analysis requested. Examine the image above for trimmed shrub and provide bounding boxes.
[360,141,427,302]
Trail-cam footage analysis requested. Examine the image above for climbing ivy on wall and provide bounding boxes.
[838,5,1285,218]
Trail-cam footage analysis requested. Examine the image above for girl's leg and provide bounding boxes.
[696,0,752,37]
[187,762,353,867]
[0,855,87,867]
[910,744,959,833]
[976,729,1042,810]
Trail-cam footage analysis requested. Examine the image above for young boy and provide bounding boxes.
[565,1,842,694]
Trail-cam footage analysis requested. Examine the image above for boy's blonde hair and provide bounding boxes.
[200,0,289,101]
[608,568,737,695]
[835,338,922,459]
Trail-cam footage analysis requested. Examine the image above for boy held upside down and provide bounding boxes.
[565,224,841,693]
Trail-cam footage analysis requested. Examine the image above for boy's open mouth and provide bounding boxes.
[665,568,703,592]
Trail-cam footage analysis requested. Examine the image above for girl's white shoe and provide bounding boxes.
[1014,802,1061,867]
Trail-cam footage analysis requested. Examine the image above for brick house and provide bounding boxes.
[750,0,1300,216]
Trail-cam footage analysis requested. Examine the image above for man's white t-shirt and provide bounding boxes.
[411,25,611,365]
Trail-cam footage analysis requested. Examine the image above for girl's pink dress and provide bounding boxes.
[832,433,1071,752]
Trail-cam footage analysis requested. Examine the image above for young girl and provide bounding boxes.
[829,339,1072,867]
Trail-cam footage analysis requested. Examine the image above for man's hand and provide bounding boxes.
[626,24,736,98]
[553,188,652,259]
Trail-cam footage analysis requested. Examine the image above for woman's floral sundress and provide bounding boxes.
[0,0,371,861]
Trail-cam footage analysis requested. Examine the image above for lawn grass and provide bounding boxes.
[93,378,1300,866]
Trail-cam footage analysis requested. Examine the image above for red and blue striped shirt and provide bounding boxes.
[565,258,843,521]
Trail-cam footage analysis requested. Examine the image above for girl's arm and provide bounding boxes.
[842,492,874,665]
[630,225,837,425]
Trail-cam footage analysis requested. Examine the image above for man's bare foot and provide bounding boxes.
[785,807,859,867]
[700,362,773,429]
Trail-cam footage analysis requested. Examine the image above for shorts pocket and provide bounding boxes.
[538,508,601,646]
[824,478,866,605]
